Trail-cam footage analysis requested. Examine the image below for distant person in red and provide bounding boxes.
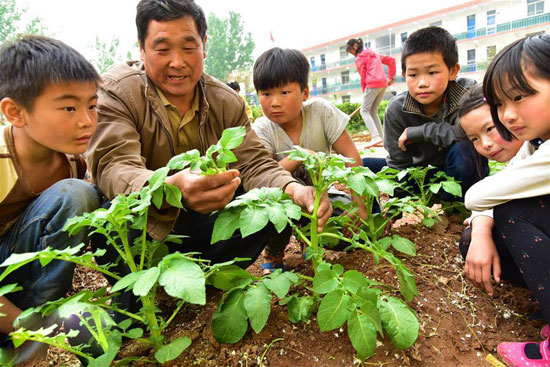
[347,38,395,147]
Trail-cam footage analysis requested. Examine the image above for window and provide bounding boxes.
[487,45,496,63]
[342,95,351,104]
[467,49,476,72]
[365,41,371,49]
[321,77,327,94]
[341,71,350,85]
[527,0,544,16]
[340,46,348,59]
[430,20,442,26]
[487,10,496,34]
[467,14,476,38]
[310,56,316,71]
[320,54,326,70]
[401,32,408,43]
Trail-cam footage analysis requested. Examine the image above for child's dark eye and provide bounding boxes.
[407,74,416,78]
[487,125,495,133]
[63,107,76,112]
[89,104,97,111]
[470,137,478,143]
[513,95,524,102]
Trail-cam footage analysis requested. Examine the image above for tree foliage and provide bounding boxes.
[0,0,45,43]
[88,37,137,74]
[204,12,255,81]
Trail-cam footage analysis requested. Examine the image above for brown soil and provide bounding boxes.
[28,134,543,366]
[31,214,544,367]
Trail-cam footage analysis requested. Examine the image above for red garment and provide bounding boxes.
[354,48,396,91]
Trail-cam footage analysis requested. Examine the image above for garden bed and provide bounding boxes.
[33,214,542,367]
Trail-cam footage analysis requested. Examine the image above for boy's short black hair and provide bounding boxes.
[401,26,458,73]
[253,48,310,91]
[0,35,101,112]
[136,0,207,46]
[227,81,240,92]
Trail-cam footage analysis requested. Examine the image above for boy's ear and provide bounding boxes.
[449,64,460,81]
[0,98,26,127]
[302,86,309,101]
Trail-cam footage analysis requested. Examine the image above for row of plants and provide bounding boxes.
[0,127,462,365]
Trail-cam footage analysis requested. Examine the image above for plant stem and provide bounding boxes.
[309,189,322,273]
[139,214,148,271]
[162,299,185,330]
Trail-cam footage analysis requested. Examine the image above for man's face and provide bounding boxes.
[403,52,459,115]
[140,15,206,108]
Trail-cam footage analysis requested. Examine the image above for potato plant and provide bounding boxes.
[377,165,463,227]
[0,127,250,366]
[209,147,420,360]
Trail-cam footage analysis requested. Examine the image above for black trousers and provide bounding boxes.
[460,195,550,321]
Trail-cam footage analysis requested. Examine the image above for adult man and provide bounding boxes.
[87,0,332,268]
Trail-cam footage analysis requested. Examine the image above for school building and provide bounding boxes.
[301,0,549,104]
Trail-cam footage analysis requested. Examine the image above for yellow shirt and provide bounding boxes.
[156,87,200,155]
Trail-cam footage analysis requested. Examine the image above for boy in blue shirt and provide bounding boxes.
[0,35,100,363]
[379,26,488,199]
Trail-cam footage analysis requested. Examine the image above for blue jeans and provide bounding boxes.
[0,179,100,310]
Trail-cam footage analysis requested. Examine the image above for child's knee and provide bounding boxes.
[49,179,100,214]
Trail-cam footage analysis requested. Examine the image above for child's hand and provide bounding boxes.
[398,128,409,151]
[464,230,501,296]
[388,78,394,86]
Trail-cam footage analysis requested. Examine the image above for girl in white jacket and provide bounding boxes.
[464,34,550,366]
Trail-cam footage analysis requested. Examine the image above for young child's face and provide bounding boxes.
[403,52,459,115]
[495,72,550,142]
[258,82,309,126]
[19,81,98,154]
[460,104,523,162]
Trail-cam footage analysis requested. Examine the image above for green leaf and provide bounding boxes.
[218,126,246,150]
[158,254,206,304]
[211,208,241,244]
[391,235,416,256]
[164,184,183,209]
[0,283,22,297]
[342,270,369,294]
[216,149,238,168]
[429,182,442,194]
[167,149,200,170]
[243,283,272,334]
[284,202,302,221]
[317,289,352,332]
[348,308,377,360]
[378,295,419,349]
[133,267,160,297]
[347,173,367,195]
[125,328,144,339]
[211,290,248,344]
[357,288,383,333]
[264,272,291,299]
[239,206,270,237]
[207,265,252,291]
[442,180,462,197]
[286,295,316,323]
[268,203,289,233]
[110,272,141,294]
[396,266,418,302]
[154,336,192,363]
[313,269,339,294]
[148,167,170,192]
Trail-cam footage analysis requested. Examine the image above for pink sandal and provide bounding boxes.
[497,337,550,366]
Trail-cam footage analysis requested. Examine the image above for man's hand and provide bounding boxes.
[398,128,409,151]
[464,217,501,296]
[165,169,241,213]
[285,182,332,232]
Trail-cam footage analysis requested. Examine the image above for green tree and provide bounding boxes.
[0,0,45,43]
[204,11,255,81]
[88,37,138,74]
